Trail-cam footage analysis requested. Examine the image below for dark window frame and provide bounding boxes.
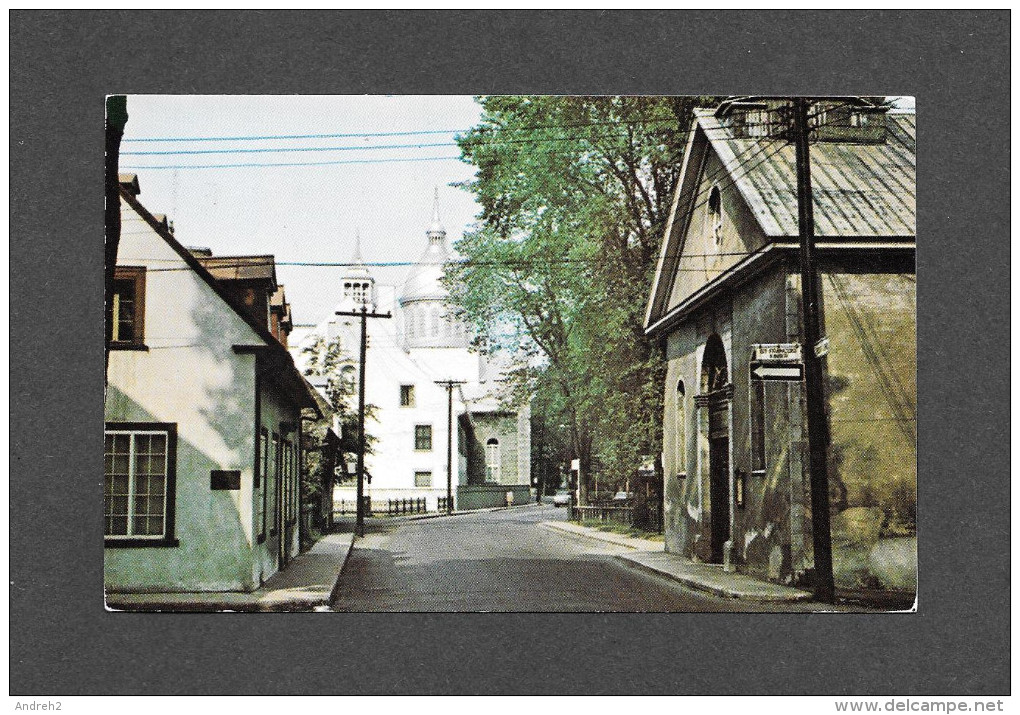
[110,266,148,350]
[104,421,178,548]
[414,471,432,488]
[400,384,415,407]
[414,424,433,452]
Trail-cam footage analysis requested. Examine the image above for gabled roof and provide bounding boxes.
[644,106,915,333]
[119,186,320,414]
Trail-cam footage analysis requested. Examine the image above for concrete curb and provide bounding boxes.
[105,532,357,613]
[615,552,812,602]
[539,520,665,551]
[540,520,811,603]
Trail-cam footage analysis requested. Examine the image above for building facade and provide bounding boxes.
[644,99,916,595]
[105,177,319,594]
[292,193,531,511]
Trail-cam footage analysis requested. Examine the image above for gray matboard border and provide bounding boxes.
[9,9,1010,695]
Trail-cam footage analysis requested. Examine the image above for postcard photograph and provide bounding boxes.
[104,94,916,613]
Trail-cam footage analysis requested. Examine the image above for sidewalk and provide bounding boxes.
[105,532,356,612]
[541,520,812,603]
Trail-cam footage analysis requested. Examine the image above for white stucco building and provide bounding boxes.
[292,193,531,511]
[105,176,320,594]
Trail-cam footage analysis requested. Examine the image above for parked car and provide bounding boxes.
[552,489,572,507]
[612,491,634,503]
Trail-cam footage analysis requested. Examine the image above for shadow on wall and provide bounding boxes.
[104,387,254,592]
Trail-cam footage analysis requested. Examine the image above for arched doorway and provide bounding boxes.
[701,335,731,564]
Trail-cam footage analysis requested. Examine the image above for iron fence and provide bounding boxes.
[386,497,427,515]
[569,499,663,533]
[333,496,372,516]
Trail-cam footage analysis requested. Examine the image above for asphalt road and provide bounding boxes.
[330,502,818,612]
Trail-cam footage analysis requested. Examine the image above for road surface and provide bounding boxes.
[331,502,821,612]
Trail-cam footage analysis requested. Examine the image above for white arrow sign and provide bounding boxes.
[750,363,804,381]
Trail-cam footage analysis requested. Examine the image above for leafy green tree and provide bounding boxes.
[300,335,379,511]
[447,95,719,502]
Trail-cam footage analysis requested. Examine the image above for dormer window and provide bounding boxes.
[707,185,723,245]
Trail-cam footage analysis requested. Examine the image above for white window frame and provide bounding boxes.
[485,439,501,483]
[104,425,175,542]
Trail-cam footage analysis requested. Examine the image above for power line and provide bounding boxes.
[120,114,698,144]
[120,155,463,171]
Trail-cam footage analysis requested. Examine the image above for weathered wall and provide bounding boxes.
[666,145,770,312]
[820,270,917,592]
[464,411,527,486]
[730,269,800,583]
[660,260,916,593]
[106,201,267,593]
[456,484,531,510]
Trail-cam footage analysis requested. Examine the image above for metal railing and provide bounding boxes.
[333,496,372,516]
[386,497,427,515]
[569,499,663,533]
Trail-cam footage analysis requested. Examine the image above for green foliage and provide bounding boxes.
[300,335,379,501]
[447,95,719,493]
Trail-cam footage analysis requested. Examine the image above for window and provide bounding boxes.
[414,471,432,488]
[110,266,146,348]
[271,434,279,536]
[414,425,433,451]
[257,428,268,542]
[707,185,723,245]
[400,384,415,407]
[750,379,766,473]
[674,380,687,478]
[485,438,501,483]
[105,423,176,546]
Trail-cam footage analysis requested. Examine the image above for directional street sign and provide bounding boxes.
[752,343,803,363]
[750,361,804,381]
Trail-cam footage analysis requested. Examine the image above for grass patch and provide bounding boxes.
[570,520,664,542]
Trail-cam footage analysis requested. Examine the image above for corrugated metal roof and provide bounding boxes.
[697,108,915,237]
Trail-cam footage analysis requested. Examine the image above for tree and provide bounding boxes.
[447,95,720,503]
[300,335,378,517]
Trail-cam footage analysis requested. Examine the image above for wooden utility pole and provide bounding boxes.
[337,305,391,537]
[435,380,466,514]
[792,97,836,603]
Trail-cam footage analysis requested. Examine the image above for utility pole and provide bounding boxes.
[435,380,466,515]
[337,305,391,537]
[792,97,836,603]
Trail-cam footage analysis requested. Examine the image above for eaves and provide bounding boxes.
[644,240,915,338]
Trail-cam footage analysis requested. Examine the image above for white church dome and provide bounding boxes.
[400,189,451,305]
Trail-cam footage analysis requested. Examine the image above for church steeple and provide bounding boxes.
[426,187,446,246]
[340,229,374,309]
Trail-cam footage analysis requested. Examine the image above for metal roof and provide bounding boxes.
[696,108,916,237]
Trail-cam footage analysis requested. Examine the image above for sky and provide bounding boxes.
[120,95,485,325]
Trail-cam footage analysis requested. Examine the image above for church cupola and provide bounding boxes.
[339,230,375,310]
[399,189,467,349]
